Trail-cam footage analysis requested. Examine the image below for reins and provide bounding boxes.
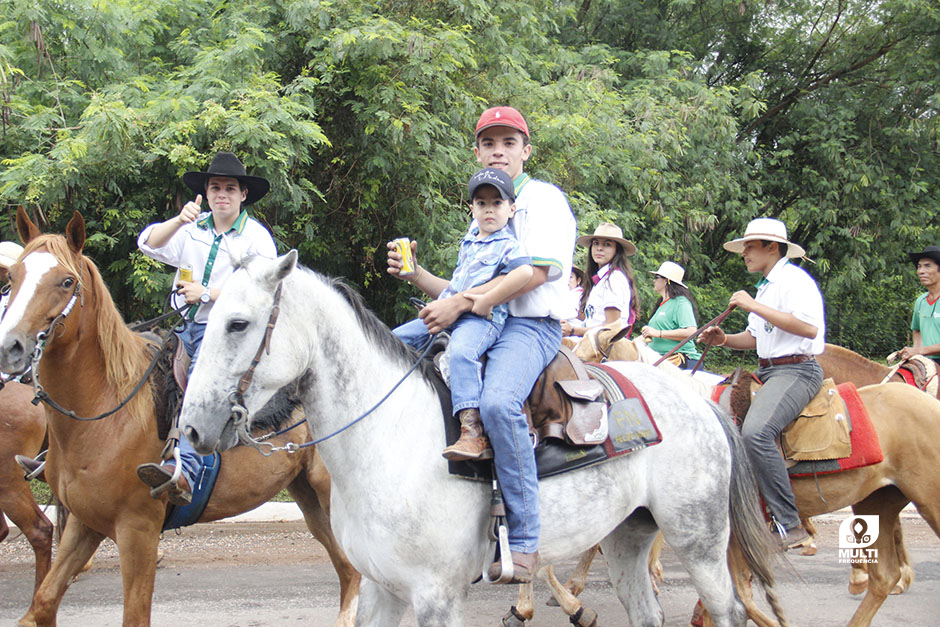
[230,281,436,456]
[653,306,736,370]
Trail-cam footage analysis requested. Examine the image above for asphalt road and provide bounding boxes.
[1,515,938,626]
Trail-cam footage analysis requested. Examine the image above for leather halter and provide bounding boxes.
[233,280,283,403]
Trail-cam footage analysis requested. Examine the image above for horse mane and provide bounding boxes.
[24,234,153,423]
[321,273,434,379]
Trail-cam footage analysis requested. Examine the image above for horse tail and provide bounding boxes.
[711,401,790,627]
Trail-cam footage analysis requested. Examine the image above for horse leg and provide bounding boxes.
[699,534,778,627]
[546,544,599,607]
[355,577,408,627]
[113,518,163,626]
[289,460,360,627]
[0,490,54,597]
[20,514,104,626]
[600,510,666,627]
[797,516,818,555]
[648,533,664,595]
[846,489,907,627]
[543,567,597,626]
[893,524,914,594]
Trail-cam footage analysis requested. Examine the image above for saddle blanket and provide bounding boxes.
[787,382,882,477]
[445,362,663,481]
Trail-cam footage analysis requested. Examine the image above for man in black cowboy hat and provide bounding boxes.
[135,152,276,505]
[898,246,940,363]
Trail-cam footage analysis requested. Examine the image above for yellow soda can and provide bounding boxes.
[178,264,193,283]
[392,237,415,276]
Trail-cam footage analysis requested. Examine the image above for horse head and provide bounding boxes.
[573,324,637,362]
[180,250,300,454]
[0,208,86,374]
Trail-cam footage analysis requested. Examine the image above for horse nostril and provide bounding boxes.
[10,339,23,357]
[183,425,199,448]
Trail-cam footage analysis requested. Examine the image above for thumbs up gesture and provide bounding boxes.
[179,194,203,224]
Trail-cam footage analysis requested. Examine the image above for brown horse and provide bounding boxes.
[0,382,52,602]
[0,209,359,626]
[817,343,918,595]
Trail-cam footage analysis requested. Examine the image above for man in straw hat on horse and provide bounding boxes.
[700,217,825,550]
[0,240,24,317]
[135,152,277,505]
[897,245,940,364]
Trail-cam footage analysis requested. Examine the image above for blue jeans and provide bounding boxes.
[394,314,501,412]
[481,316,560,553]
[173,322,206,486]
[742,360,823,530]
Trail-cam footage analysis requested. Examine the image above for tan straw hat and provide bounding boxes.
[723,217,806,259]
[576,222,637,257]
[0,241,24,269]
[649,261,686,287]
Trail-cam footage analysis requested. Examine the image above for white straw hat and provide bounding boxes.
[0,241,24,269]
[649,261,686,287]
[723,218,806,259]
[576,222,637,257]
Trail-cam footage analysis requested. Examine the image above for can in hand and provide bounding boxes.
[178,264,193,283]
[392,237,415,277]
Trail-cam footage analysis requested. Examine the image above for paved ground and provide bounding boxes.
[1,511,938,626]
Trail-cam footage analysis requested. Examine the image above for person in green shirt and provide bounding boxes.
[640,261,702,370]
[899,245,940,363]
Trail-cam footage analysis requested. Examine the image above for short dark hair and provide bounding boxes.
[475,128,530,148]
[760,239,787,258]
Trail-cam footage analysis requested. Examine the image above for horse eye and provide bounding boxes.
[227,320,249,333]
[61,277,74,288]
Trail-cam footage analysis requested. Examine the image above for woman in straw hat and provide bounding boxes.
[561,222,640,339]
[640,261,702,370]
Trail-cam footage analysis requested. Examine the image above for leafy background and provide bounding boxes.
[2,0,937,366]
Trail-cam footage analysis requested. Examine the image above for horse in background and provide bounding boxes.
[0,209,359,626]
[0,381,52,603]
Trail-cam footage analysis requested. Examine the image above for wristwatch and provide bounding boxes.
[199,287,211,304]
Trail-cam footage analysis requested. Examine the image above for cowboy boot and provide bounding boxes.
[442,408,493,461]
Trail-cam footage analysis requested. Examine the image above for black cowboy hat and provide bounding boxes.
[182,152,270,206]
[907,245,940,267]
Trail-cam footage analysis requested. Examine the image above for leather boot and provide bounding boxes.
[442,408,493,461]
[137,463,193,506]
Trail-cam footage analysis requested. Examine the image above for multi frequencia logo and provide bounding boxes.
[838,515,879,564]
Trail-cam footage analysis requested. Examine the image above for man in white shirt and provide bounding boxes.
[387,106,576,583]
[0,241,24,319]
[136,152,277,505]
[700,218,825,550]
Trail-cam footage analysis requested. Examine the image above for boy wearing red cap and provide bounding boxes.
[388,106,576,583]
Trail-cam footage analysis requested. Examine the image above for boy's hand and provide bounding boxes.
[386,239,418,281]
[179,195,202,224]
[698,326,725,346]
[419,294,469,334]
[464,292,494,318]
[728,290,757,312]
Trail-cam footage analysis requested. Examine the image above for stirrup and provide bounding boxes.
[15,451,46,481]
[482,473,515,584]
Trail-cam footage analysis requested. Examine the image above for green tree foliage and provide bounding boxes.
[1,0,937,356]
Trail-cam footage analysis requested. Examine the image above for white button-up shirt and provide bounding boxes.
[747,257,825,358]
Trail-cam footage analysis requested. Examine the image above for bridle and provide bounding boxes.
[24,273,164,421]
[228,280,434,456]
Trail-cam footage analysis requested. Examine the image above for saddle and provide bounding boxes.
[884,355,940,397]
[727,371,852,462]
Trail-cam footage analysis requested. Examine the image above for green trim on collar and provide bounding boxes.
[197,210,249,235]
[755,259,789,288]
[513,172,531,197]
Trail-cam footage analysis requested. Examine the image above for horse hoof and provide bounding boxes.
[799,542,818,556]
[571,607,598,627]
[891,584,906,595]
[848,581,867,596]
[501,606,528,627]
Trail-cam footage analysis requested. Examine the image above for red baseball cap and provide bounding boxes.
[475,106,529,138]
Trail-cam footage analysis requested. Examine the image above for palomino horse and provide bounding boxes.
[817,343,921,595]
[0,209,359,627]
[0,382,52,602]
[178,252,786,627]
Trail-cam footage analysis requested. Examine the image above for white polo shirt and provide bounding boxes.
[583,265,631,327]
[138,210,276,324]
[504,174,576,320]
[747,257,825,358]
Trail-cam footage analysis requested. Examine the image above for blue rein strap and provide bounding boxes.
[234,333,436,455]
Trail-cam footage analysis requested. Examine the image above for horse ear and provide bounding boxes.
[267,249,298,286]
[64,211,86,254]
[16,206,41,244]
